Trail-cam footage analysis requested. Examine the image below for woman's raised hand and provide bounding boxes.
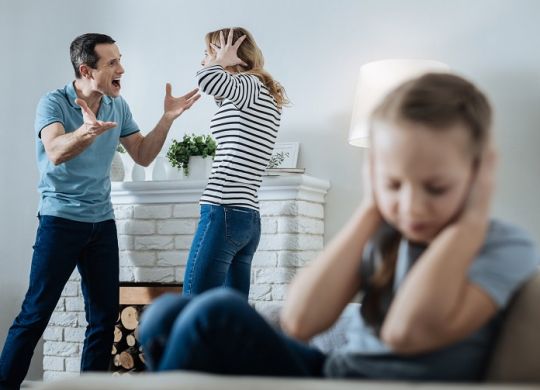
[209,29,248,68]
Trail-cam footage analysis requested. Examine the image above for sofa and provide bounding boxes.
[33,271,540,390]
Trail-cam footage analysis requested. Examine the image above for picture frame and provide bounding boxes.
[268,142,300,169]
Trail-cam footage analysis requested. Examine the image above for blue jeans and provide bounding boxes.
[138,288,326,375]
[0,215,119,388]
[183,204,261,297]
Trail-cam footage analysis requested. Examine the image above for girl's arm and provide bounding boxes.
[281,205,381,341]
[281,152,382,341]
[381,149,498,354]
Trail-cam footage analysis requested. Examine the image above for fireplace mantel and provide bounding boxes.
[111,174,330,204]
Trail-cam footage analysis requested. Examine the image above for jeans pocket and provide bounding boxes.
[224,207,255,247]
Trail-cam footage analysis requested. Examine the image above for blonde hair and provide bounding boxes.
[362,73,493,330]
[205,27,289,108]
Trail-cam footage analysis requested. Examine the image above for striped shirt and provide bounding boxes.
[196,65,281,210]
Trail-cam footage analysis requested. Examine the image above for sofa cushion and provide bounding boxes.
[485,271,540,382]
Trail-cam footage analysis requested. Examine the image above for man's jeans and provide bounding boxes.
[0,215,119,388]
[138,288,326,375]
[183,204,261,297]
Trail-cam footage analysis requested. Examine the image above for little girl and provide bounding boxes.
[140,72,539,381]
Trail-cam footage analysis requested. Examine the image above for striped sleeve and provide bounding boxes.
[197,65,261,109]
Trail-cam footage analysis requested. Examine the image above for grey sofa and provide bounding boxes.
[34,271,540,390]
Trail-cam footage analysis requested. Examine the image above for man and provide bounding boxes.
[0,33,199,389]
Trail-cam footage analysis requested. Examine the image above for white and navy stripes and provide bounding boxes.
[196,65,281,210]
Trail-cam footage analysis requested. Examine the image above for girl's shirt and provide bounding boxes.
[324,219,539,381]
[196,65,281,211]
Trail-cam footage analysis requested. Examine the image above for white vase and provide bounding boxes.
[110,152,125,182]
[151,156,168,181]
[131,164,146,181]
[185,156,212,180]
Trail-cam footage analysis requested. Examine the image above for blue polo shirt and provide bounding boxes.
[34,82,140,223]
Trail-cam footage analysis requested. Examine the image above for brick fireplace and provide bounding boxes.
[42,174,330,379]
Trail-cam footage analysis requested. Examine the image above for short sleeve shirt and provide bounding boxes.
[35,82,139,222]
[324,219,539,381]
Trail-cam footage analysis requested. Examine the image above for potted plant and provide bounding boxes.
[166,134,217,178]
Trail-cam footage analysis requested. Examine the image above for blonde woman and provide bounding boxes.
[183,28,287,297]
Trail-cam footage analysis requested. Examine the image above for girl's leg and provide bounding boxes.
[158,288,326,376]
[138,293,193,370]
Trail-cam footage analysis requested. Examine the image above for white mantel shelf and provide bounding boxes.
[111,174,331,205]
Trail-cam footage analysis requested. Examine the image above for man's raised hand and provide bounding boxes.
[75,98,117,137]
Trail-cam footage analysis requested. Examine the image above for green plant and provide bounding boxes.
[167,134,217,175]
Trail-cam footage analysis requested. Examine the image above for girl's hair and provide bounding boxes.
[205,27,289,108]
[361,73,493,330]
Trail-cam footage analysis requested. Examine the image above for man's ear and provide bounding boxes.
[79,64,92,79]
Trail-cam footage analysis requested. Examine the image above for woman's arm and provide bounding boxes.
[381,149,498,354]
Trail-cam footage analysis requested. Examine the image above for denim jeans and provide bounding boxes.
[138,288,326,375]
[0,215,119,389]
[183,204,261,297]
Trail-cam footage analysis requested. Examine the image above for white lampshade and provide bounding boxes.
[348,59,450,147]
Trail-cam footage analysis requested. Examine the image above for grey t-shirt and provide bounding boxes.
[324,219,539,381]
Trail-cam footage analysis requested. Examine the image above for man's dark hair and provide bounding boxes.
[70,33,116,78]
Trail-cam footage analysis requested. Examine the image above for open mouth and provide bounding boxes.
[112,78,121,89]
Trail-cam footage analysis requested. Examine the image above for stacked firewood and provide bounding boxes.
[110,305,147,374]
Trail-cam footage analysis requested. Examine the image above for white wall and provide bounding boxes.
[1,0,539,380]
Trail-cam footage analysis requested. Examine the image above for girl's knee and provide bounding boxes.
[182,287,250,325]
[139,293,188,343]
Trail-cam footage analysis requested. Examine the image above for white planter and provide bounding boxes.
[185,156,212,180]
[110,152,125,182]
[165,163,184,181]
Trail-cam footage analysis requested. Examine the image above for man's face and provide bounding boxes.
[87,43,124,97]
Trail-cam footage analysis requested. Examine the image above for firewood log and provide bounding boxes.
[118,350,135,370]
[120,306,139,331]
[126,333,137,347]
[113,325,123,343]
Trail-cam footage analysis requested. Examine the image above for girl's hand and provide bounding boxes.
[360,150,380,215]
[208,29,248,69]
[456,145,497,236]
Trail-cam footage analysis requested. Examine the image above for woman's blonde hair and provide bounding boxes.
[361,73,493,331]
[205,27,289,108]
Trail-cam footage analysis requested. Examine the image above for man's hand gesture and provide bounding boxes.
[75,98,117,137]
[163,85,200,122]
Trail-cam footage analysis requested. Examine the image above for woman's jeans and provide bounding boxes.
[183,204,261,297]
[138,288,326,376]
[0,215,119,389]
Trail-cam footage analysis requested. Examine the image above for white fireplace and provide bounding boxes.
[42,174,330,379]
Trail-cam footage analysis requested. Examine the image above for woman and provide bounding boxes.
[183,28,287,297]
